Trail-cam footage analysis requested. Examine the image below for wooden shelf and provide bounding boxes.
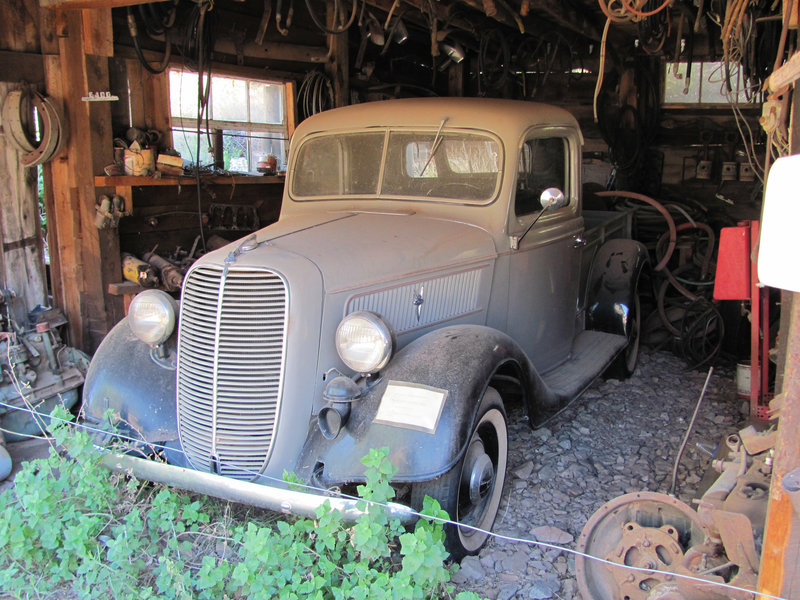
[95,174,285,187]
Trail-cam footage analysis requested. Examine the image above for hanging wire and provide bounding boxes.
[304,0,358,35]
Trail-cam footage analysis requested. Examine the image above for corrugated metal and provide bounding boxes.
[177,265,287,481]
[348,267,486,332]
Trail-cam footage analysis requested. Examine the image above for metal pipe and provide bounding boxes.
[100,452,418,525]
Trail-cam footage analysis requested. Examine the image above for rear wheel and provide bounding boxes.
[606,286,641,380]
[410,387,508,561]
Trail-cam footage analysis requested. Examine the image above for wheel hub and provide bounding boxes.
[463,439,494,506]
[575,492,720,600]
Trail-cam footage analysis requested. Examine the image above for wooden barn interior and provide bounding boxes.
[1,0,800,598]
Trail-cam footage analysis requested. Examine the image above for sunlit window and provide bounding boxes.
[168,69,288,172]
[664,61,752,105]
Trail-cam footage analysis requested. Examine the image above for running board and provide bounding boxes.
[535,330,627,424]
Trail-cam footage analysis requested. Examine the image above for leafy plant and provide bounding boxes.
[0,409,482,600]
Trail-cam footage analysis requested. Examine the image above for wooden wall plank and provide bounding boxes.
[42,54,79,344]
[0,82,47,323]
[0,0,49,325]
[81,7,112,57]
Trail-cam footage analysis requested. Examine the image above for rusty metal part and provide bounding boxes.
[142,251,184,292]
[122,253,159,288]
[1,89,65,167]
[576,492,714,600]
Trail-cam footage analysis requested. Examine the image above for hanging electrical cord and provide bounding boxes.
[304,0,358,35]
[190,0,215,254]
[276,0,295,36]
[598,0,670,23]
[637,0,669,54]
[478,29,511,92]
[126,2,177,75]
[297,70,334,121]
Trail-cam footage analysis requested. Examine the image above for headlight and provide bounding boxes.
[335,311,392,374]
[128,290,177,346]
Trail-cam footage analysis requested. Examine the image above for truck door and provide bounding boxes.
[506,129,583,373]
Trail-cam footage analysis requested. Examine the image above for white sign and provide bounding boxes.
[374,381,448,434]
[758,154,800,292]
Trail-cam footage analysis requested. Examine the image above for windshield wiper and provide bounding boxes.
[419,117,448,176]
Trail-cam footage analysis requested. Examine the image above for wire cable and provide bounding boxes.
[304,0,357,35]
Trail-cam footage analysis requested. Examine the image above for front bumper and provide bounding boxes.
[100,452,418,525]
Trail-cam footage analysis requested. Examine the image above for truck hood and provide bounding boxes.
[263,211,496,292]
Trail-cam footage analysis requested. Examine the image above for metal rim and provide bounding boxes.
[456,406,508,552]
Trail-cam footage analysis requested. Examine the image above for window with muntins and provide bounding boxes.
[168,69,289,172]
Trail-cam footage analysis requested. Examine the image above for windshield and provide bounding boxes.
[291,129,502,203]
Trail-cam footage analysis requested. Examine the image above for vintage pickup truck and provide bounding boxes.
[84,97,647,559]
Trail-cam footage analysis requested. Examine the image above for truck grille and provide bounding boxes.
[177,265,287,481]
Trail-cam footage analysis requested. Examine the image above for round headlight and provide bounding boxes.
[128,290,177,346]
[335,311,392,374]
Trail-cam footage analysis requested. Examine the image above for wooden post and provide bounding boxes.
[325,0,349,108]
[758,81,800,600]
[41,7,123,351]
[758,296,800,598]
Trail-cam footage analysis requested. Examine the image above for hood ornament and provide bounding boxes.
[225,233,259,264]
[413,285,425,322]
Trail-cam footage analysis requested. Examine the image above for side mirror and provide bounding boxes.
[510,187,569,250]
[540,187,567,211]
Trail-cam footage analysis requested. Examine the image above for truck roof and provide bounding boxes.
[292,97,581,142]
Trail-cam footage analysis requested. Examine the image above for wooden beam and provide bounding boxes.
[0,50,45,84]
[39,0,152,9]
[211,39,329,65]
[114,45,303,84]
[523,0,602,40]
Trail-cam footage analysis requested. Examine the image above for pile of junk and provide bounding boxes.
[576,397,779,600]
[0,289,89,480]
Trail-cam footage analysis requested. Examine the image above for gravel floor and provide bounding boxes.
[452,348,746,600]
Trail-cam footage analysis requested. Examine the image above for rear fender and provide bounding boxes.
[297,325,558,485]
[586,238,649,337]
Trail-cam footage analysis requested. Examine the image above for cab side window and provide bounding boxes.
[515,137,567,217]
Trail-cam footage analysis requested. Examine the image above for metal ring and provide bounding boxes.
[1,89,36,152]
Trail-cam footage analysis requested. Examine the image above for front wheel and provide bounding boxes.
[410,387,508,561]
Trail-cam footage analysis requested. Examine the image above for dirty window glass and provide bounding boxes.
[292,133,385,197]
[515,137,567,217]
[384,132,500,201]
[291,130,500,203]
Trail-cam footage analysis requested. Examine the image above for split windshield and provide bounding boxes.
[291,129,502,203]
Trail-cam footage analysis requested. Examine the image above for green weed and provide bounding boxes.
[0,406,481,600]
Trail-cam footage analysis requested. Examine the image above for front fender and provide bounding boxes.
[82,318,181,460]
[296,325,556,485]
[586,238,649,337]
